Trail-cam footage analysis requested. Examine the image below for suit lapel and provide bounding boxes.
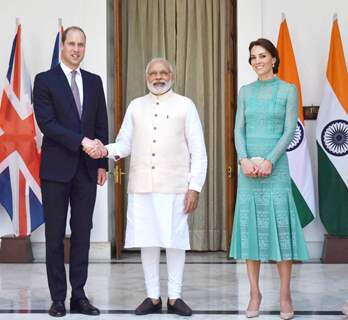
[80,69,90,121]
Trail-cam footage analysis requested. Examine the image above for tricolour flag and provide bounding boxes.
[51,23,63,69]
[316,16,348,236]
[0,24,44,236]
[277,16,316,226]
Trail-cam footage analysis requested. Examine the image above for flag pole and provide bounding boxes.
[58,17,62,29]
[333,13,337,21]
[15,17,20,27]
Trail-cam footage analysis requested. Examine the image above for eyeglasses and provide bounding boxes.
[147,70,171,77]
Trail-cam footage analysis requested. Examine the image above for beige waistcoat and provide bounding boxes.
[128,91,191,193]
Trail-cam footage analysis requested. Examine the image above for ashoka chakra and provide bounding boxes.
[321,119,348,156]
[287,121,304,152]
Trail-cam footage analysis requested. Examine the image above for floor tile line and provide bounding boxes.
[0,309,343,315]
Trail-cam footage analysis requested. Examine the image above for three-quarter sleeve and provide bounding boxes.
[266,84,298,164]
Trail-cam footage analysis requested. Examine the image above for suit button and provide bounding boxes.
[156,102,159,105]
[152,166,155,169]
[152,153,155,156]
[154,114,158,117]
[153,127,157,130]
[153,140,156,143]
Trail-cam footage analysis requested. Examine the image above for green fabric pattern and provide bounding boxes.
[230,77,309,261]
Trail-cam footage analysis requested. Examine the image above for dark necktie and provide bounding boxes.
[71,70,82,118]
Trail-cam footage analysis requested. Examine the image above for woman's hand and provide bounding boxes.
[240,158,259,178]
[257,160,272,177]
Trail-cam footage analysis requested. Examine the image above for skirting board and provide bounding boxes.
[31,241,323,262]
[32,242,111,261]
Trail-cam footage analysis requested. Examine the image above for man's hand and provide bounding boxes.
[82,138,108,159]
[184,190,199,214]
[240,158,259,178]
[81,137,96,153]
[97,168,107,186]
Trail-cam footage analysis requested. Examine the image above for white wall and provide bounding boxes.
[238,0,348,259]
[0,0,110,258]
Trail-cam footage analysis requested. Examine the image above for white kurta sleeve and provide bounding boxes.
[185,101,207,192]
[105,103,133,160]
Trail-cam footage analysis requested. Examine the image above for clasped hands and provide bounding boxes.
[240,158,272,178]
[81,137,108,159]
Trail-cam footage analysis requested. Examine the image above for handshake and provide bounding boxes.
[81,137,108,159]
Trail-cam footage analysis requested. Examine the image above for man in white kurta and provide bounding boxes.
[89,58,207,316]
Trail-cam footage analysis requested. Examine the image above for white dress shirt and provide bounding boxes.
[60,62,84,108]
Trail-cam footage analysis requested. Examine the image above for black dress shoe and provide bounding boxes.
[135,297,162,315]
[167,298,192,316]
[49,301,66,317]
[70,298,100,315]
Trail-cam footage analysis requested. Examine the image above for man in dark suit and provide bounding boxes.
[33,26,108,317]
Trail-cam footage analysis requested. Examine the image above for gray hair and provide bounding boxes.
[145,58,174,75]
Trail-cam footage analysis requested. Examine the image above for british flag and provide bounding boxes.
[0,24,44,236]
[51,24,63,69]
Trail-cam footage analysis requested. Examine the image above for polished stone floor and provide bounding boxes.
[0,252,347,319]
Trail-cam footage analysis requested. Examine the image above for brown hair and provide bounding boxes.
[62,26,86,44]
[248,38,280,74]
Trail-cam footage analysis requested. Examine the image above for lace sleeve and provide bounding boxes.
[266,84,298,164]
[234,86,248,161]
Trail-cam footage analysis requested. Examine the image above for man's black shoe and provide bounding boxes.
[70,298,100,315]
[135,297,162,315]
[48,301,66,317]
[167,298,192,316]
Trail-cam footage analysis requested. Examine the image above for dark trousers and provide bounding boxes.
[41,160,97,302]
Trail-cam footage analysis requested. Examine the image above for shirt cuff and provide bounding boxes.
[105,144,121,160]
[188,181,203,192]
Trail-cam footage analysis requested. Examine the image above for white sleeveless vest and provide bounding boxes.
[127,91,191,193]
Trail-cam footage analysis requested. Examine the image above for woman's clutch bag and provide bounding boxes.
[250,157,264,166]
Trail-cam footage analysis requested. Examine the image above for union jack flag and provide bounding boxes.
[51,24,63,69]
[0,24,44,236]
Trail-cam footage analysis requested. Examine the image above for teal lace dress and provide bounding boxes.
[230,77,309,261]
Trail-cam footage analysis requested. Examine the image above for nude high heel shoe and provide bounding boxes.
[245,310,260,318]
[245,294,262,318]
[342,300,348,316]
[280,311,294,319]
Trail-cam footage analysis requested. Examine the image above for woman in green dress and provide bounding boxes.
[230,38,309,320]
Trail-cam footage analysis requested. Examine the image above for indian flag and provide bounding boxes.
[316,16,348,236]
[277,16,316,226]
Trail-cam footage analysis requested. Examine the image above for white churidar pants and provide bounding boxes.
[141,247,186,299]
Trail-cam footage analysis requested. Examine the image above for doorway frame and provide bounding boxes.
[113,0,238,257]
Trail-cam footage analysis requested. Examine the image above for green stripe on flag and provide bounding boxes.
[317,142,348,236]
[291,180,314,227]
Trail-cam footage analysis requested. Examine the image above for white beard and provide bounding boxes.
[147,79,173,95]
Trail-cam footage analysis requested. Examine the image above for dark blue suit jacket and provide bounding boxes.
[33,65,108,183]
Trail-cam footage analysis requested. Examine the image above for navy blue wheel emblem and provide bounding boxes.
[321,119,348,156]
[287,121,304,152]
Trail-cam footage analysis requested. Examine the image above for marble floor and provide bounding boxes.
[0,252,347,319]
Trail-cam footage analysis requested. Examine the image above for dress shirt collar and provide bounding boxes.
[60,61,82,77]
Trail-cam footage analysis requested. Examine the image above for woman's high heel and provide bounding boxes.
[245,294,262,318]
[245,309,260,318]
[280,311,294,319]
